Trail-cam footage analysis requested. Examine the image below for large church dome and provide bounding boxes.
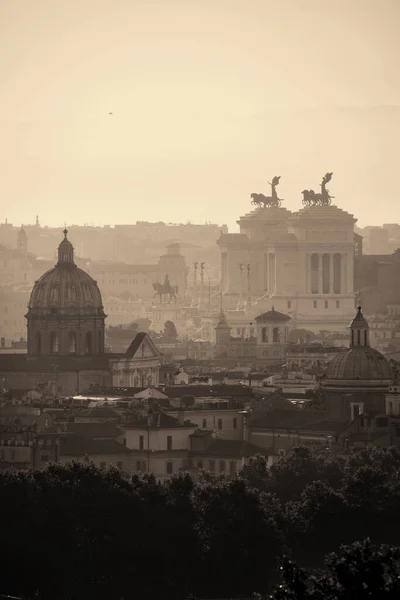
[28,229,104,317]
[26,230,106,357]
[325,307,392,382]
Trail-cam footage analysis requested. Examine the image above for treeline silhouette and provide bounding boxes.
[2,446,400,599]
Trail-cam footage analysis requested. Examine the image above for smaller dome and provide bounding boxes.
[325,306,392,382]
[326,346,393,381]
[255,306,291,323]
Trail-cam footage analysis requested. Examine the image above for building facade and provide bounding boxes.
[218,184,357,332]
[0,232,162,396]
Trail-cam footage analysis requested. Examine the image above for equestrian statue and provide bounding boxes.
[251,175,283,208]
[302,172,334,207]
[153,274,179,304]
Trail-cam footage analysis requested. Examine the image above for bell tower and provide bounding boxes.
[17,225,28,254]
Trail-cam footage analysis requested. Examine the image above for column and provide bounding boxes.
[341,253,347,294]
[318,254,323,294]
[304,254,310,294]
[347,251,353,294]
[329,253,334,294]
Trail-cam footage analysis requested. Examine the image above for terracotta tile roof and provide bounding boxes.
[125,412,197,429]
[47,422,120,438]
[193,439,269,458]
[249,409,332,431]
[60,435,129,457]
[162,385,254,398]
[82,406,120,419]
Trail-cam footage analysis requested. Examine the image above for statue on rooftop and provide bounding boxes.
[302,172,335,207]
[251,175,283,208]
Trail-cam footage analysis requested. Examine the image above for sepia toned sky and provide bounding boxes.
[0,0,399,230]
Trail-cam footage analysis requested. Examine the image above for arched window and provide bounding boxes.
[68,332,76,354]
[36,332,41,354]
[50,332,59,353]
[262,327,268,343]
[50,285,59,302]
[273,327,280,343]
[85,332,92,354]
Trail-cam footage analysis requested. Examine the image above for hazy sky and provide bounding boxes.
[0,0,399,230]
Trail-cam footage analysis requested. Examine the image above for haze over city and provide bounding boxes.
[1,0,399,229]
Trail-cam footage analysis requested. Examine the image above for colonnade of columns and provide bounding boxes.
[304,252,350,295]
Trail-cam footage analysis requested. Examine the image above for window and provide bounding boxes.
[278,449,285,457]
[229,461,236,475]
[166,461,173,475]
[41,454,49,462]
[117,461,123,470]
[218,418,223,430]
[287,300,292,309]
[197,459,203,469]
[139,435,144,450]
[219,460,226,473]
[233,418,237,429]
[202,418,207,429]
[136,461,142,471]
[336,300,340,308]
[313,301,317,309]
[262,327,268,343]
[50,332,59,353]
[273,327,279,343]
[209,460,215,471]
[11,449,15,461]
[85,332,92,354]
[100,462,106,469]
[167,435,172,451]
[68,332,76,354]
[351,404,363,420]
[325,301,328,309]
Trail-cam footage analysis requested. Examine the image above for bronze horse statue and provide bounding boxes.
[153,281,179,304]
[251,175,283,208]
[251,193,282,208]
[302,172,335,207]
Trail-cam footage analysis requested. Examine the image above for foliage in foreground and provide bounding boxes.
[2,446,400,599]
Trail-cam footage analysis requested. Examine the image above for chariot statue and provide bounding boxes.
[153,274,179,304]
[251,175,283,208]
[302,172,334,207]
